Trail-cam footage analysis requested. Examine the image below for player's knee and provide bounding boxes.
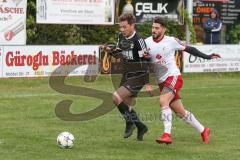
[112,92,122,106]
[112,94,118,105]
[159,98,169,107]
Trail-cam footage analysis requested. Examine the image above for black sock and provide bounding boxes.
[130,109,145,129]
[118,102,146,128]
[117,102,129,114]
[117,102,132,123]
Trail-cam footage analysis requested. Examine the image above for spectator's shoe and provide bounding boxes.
[123,122,136,138]
[137,125,148,141]
[156,133,172,145]
[201,128,210,144]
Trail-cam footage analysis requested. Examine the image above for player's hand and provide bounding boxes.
[210,53,221,59]
[145,84,154,97]
[114,47,122,53]
[99,45,111,52]
[143,53,151,59]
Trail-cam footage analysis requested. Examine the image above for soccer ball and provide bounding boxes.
[57,131,74,149]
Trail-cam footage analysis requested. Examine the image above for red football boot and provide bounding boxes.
[156,133,172,144]
[201,128,210,144]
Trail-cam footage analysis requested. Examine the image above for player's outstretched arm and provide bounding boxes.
[184,46,221,59]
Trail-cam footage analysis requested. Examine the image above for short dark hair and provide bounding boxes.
[118,13,136,25]
[153,16,166,27]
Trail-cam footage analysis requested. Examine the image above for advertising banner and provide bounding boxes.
[183,45,240,72]
[116,0,184,24]
[0,45,99,78]
[37,0,115,25]
[0,0,27,45]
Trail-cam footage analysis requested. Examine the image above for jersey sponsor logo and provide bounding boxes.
[155,54,166,64]
[120,40,134,50]
[118,39,134,60]
[122,50,134,60]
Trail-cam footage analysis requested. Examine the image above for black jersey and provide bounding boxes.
[114,31,150,74]
[116,31,149,63]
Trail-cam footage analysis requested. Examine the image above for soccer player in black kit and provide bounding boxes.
[102,13,150,141]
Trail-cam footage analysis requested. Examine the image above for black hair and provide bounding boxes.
[153,16,166,27]
[118,13,136,25]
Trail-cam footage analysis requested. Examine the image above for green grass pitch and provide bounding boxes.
[0,73,240,160]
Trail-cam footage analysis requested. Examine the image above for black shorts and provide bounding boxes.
[120,71,149,97]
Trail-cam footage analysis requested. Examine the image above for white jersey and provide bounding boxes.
[145,35,186,83]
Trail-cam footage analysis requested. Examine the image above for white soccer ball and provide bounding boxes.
[57,131,74,149]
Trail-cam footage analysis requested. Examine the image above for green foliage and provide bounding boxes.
[137,20,185,40]
[182,9,197,44]
[26,0,37,44]
[136,22,152,38]
[166,20,185,40]
[229,24,240,44]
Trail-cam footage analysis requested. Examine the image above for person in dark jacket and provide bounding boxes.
[203,9,222,44]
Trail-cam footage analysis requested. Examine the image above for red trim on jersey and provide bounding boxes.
[153,35,165,43]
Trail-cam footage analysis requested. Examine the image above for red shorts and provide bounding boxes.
[158,75,183,102]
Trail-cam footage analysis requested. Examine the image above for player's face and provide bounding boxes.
[152,23,166,39]
[211,12,217,19]
[119,20,135,38]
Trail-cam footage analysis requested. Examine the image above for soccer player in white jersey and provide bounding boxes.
[145,17,221,144]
